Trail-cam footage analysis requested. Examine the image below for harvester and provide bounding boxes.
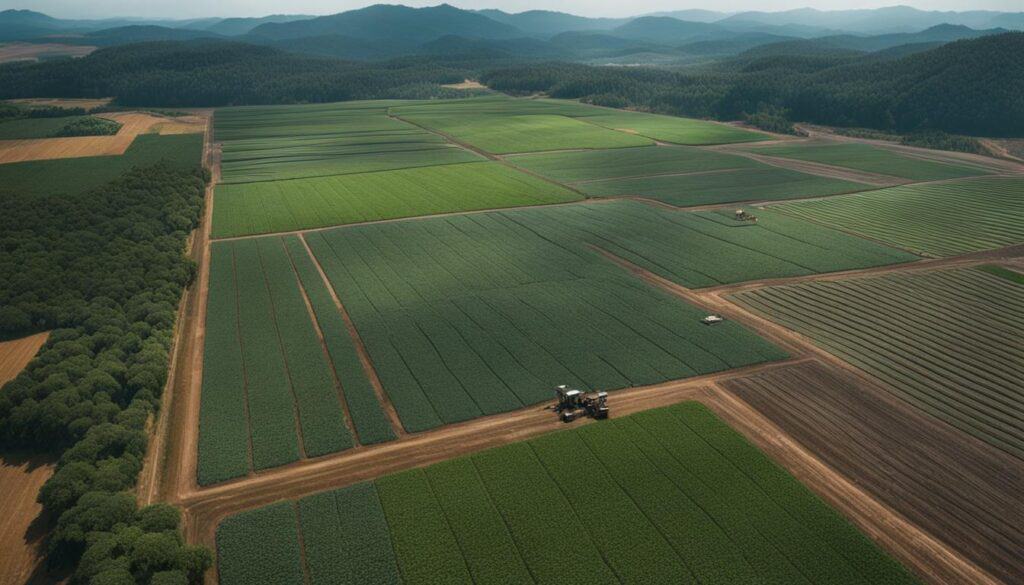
[701,314,725,325]
[551,385,609,423]
[735,209,758,223]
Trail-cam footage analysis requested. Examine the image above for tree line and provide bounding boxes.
[0,164,211,584]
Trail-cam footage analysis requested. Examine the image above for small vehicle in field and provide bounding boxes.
[551,385,609,423]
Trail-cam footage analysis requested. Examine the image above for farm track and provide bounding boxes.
[138,115,217,505]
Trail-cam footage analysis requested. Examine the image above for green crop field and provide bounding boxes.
[506,201,916,287]
[216,402,917,585]
[731,267,1024,460]
[581,167,870,206]
[305,206,791,432]
[216,102,481,183]
[393,112,653,153]
[771,176,1024,256]
[198,236,400,485]
[507,145,760,182]
[753,143,990,181]
[0,116,89,139]
[0,133,202,197]
[212,161,581,238]
[301,200,916,432]
[392,96,768,146]
[582,110,770,145]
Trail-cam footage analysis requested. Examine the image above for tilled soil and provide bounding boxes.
[720,361,1023,584]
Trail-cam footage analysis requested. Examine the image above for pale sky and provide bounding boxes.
[4,0,1022,20]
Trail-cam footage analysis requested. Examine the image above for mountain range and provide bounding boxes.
[1,4,1022,63]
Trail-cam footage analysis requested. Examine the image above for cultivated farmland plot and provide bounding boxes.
[216,102,481,183]
[0,133,203,197]
[720,360,1024,584]
[198,236,394,485]
[211,161,581,238]
[731,267,1024,459]
[298,200,919,434]
[751,142,990,181]
[392,95,769,148]
[216,402,918,585]
[771,176,1024,257]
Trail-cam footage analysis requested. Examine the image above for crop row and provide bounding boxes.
[305,210,788,432]
[771,176,1024,257]
[731,267,1024,459]
[197,237,359,484]
[216,402,918,584]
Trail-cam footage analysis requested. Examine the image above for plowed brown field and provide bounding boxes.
[721,361,1024,584]
[0,332,52,585]
[0,112,205,163]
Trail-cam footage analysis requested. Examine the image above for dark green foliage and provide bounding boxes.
[52,116,123,137]
[482,33,1024,136]
[899,131,984,154]
[0,133,203,198]
[743,104,801,135]
[0,40,471,107]
[0,163,207,579]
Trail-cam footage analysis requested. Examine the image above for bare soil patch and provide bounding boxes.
[0,333,54,585]
[441,79,487,90]
[0,331,48,386]
[0,112,204,163]
[0,454,54,585]
[0,42,95,64]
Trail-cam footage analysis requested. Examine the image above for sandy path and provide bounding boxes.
[138,117,218,506]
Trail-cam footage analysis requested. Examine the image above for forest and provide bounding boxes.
[0,164,211,583]
[0,33,1020,134]
[0,41,486,107]
[483,33,1024,136]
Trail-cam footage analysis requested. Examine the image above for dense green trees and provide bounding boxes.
[483,33,1024,136]
[0,164,209,583]
[0,41,474,107]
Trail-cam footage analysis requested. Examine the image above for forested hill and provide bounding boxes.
[0,32,1020,135]
[0,41,480,107]
[483,32,1024,137]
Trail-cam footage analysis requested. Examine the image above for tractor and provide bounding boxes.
[551,385,609,423]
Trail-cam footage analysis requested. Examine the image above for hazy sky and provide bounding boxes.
[5,0,1021,20]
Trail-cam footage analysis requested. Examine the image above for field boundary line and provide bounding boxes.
[281,237,361,446]
[297,233,407,438]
